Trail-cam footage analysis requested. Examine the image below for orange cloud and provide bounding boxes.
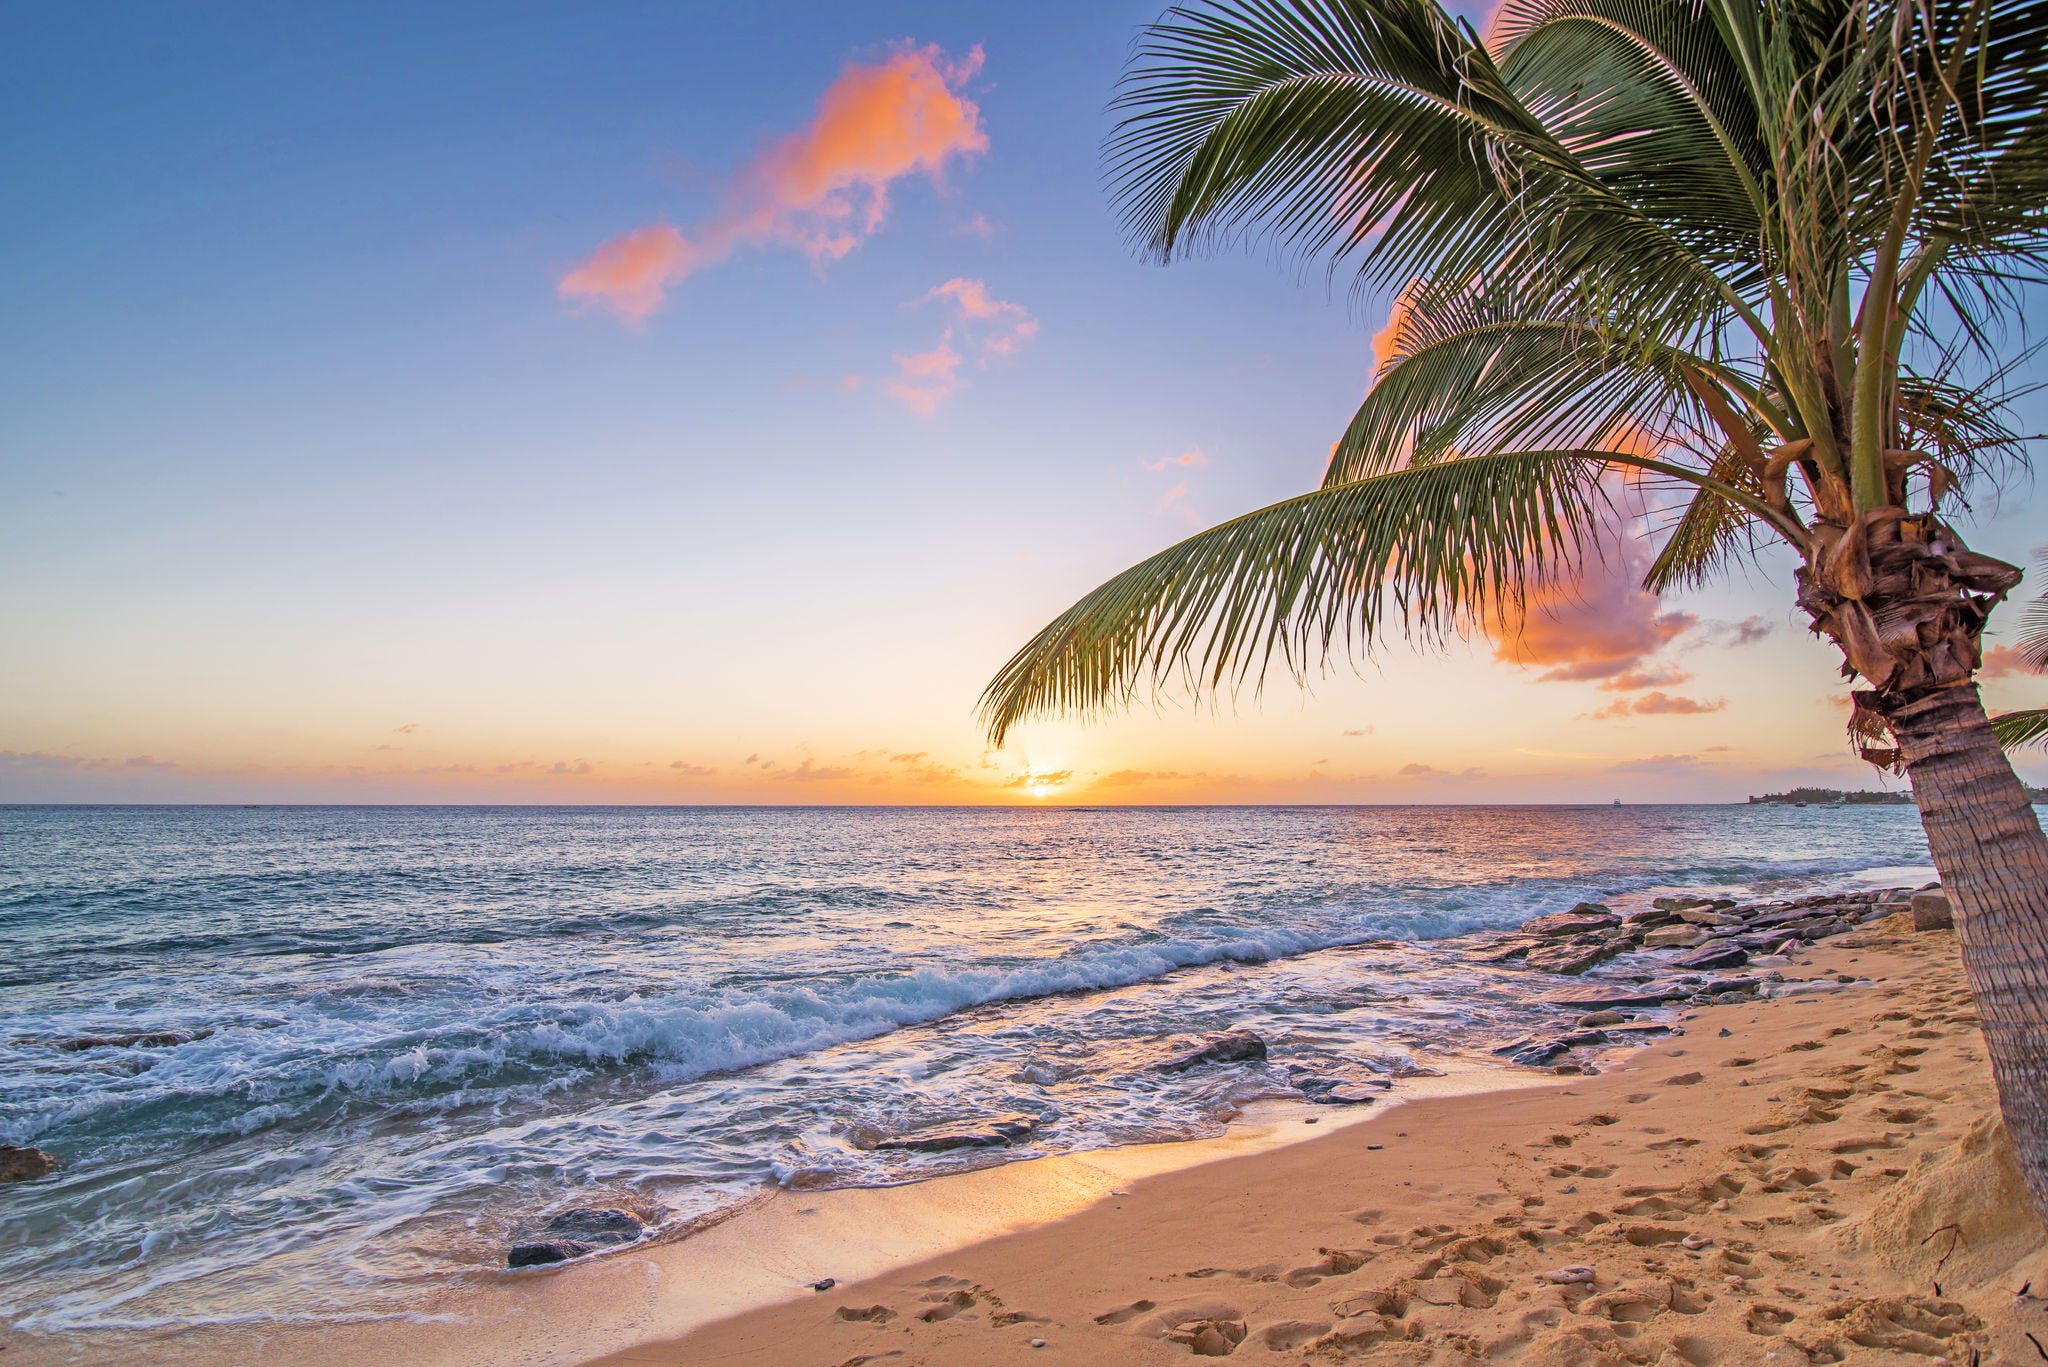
[1369,288,1415,373]
[561,44,987,320]
[1493,522,1696,684]
[1586,691,1728,719]
[1600,665,1692,691]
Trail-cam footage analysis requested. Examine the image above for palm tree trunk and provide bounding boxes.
[1885,682,2048,1222]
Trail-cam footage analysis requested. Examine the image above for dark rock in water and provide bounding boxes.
[0,1145,57,1182]
[54,1029,214,1053]
[868,1113,1042,1153]
[1601,1021,1675,1039]
[1497,1038,1575,1067]
[1156,1030,1268,1073]
[1576,1010,1627,1027]
[1522,910,1622,938]
[508,1239,593,1268]
[543,1208,645,1247]
[1295,1070,1395,1104]
[1671,942,1749,971]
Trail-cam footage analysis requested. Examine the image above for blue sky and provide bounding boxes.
[2,1,2043,803]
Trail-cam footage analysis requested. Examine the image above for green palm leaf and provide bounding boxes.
[1324,274,1754,485]
[980,452,1617,745]
[1110,0,1765,336]
[1993,708,2048,751]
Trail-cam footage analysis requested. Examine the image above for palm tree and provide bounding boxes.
[982,0,2048,1215]
[1993,554,2048,748]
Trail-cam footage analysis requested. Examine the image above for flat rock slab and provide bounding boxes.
[1155,1030,1268,1072]
[868,1113,1042,1153]
[1670,943,1749,971]
[1543,988,1686,1011]
[543,1208,645,1246]
[1521,911,1622,938]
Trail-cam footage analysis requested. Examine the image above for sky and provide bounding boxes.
[2,0,2043,805]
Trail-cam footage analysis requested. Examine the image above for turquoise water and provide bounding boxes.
[0,803,1931,1331]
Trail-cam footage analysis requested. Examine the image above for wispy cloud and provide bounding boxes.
[1585,690,1729,719]
[879,278,1036,414]
[561,44,987,321]
[1698,615,1775,647]
[1608,752,1705,773]
[1144,446,1208,474]
[1143,446,1210,525]
[1396,761,1487,780]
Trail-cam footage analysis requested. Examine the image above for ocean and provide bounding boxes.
[0,802,1934,1334]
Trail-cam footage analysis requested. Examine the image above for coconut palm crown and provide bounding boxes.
[981,0,2048,1215]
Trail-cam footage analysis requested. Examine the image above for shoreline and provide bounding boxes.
[589,913,2045,1365]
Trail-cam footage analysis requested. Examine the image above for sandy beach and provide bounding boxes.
[582,913,2044,1366]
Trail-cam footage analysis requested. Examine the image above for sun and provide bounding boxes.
[1030,783,1053,799]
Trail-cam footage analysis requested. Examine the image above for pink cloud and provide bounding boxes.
[920,277,1037,362]
[1145,447,1209,473]
[883,334,965,416]
[561,44,987,320]
[1982,643,2037,678]
[878,278,1035,415]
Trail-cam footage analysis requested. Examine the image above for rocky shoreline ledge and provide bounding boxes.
[1462,883,1945,1073]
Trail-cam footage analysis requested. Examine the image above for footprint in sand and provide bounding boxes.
[917,1289,978,1322]
[1665,1072,1705,1086]
[1093,1299,1157,1325]
[1261,1320,1331,1350]
[1282,1248,1370,1287]
[835,1304,897,1324]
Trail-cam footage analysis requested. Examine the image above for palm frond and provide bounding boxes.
[1993,707,2048,751]
[1495,0,1771,250]
[982,452,1616,744]
[2019,553,2048,671]
[1109,0,1763,336]
[1642,445,1771,592]
[1324,273,1742,484]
